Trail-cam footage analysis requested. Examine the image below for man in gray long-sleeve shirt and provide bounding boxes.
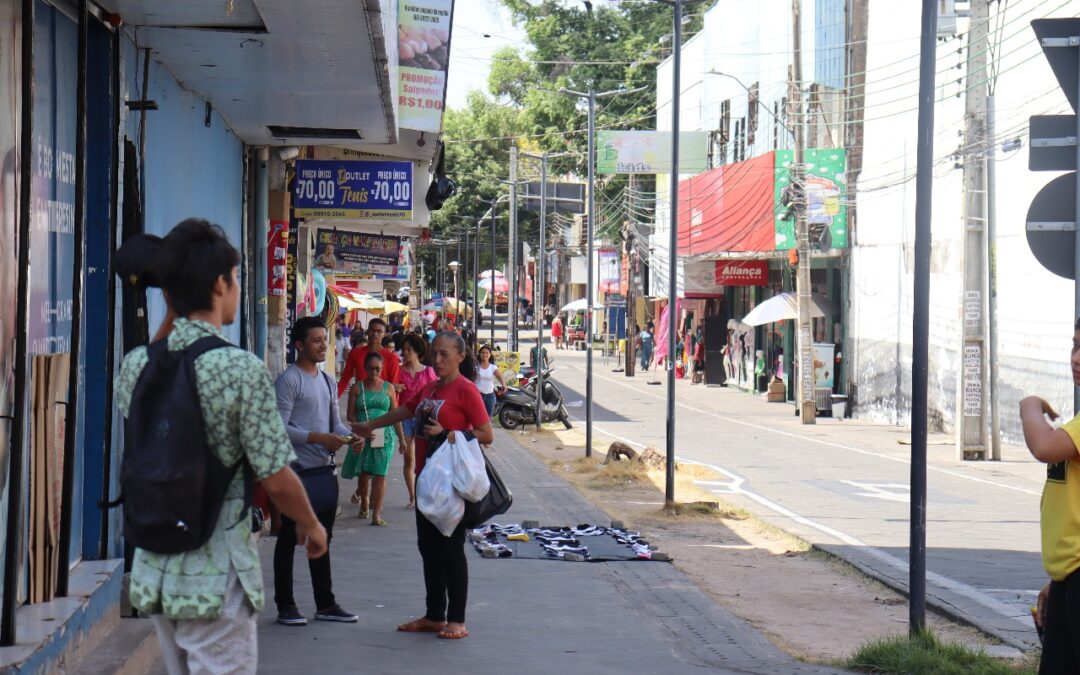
[272,317,358,626]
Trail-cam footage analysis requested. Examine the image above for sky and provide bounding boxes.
[445,0,528,110]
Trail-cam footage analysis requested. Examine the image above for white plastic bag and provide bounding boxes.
[449,433,490,503]
[416,438,465,537]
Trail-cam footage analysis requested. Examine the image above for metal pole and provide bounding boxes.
[465,230,471,332]
[536,155,548,428]
[1075,48,1080,415]
[509,147,519,352]
[491,198,497,348]
[57,0,89,597]
[665,0,682,505]
[793,0,815,425]
[456,235,462,323]
[255,148,269,359]
[986,95,1000,460]
[3,0,33,644]
[586,89,596,458]
[910,0,938,634]
[474,217,480,349]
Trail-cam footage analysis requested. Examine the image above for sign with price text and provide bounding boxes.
[294,159,413,220]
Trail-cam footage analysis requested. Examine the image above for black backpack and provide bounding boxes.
[115,335,249,554]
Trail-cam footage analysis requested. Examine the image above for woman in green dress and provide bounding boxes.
[344,351,403,526]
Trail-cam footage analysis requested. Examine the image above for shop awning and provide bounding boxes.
[677,152,776,255]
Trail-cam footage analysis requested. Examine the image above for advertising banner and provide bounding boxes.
[774,149,847,250]
[597,131,708,174]
[294,159,413,220]
[813,342,836,390]
[397,0,454,133]
[314,229,402,277]
[268,220,288,296]
[598,248,622,293]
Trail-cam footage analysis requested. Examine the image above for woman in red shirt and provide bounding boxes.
[352,332,493,640]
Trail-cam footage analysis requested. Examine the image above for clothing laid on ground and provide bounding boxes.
[151,565,256,675]
[275,365,351,470]
[411,375,489,474]
[1044,414,1080,581]
[468,523,664,562]
[115,318,295,621]
[400,364,437,411]
[342,381,396,478]
[337,345,402,397]
[273,507,338,612]
[475,363,498,395]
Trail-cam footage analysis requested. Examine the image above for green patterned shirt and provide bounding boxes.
[115,319,295,620]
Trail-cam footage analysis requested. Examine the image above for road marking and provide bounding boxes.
[838,480,911,503]
[586,422,1035,631]
[572,368,1041,497]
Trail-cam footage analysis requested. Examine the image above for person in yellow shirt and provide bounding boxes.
[1020,318,1080,672]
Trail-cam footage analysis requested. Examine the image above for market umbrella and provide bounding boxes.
[559,298,602,313]
[478,276,509,292]
[441,297,473,318]
[479,269,505,279]
[740,292,837,327]
[382,300,409,314]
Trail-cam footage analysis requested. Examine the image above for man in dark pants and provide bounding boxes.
[273,316,359,626]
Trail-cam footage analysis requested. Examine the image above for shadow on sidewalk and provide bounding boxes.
[252,429,848,674]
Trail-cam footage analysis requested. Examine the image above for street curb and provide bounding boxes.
[810,543,1037,653]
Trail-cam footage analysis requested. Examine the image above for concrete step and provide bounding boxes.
[67,617,160,675]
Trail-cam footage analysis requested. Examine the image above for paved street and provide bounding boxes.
[538,339,1045,649]
[252,424,847,674]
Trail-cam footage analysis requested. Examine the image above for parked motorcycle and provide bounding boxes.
[495,369,573,430]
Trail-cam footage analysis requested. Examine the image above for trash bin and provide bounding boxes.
[831,395,848,419]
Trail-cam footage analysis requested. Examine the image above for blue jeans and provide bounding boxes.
[402,418,417,437]
[640,343,653,370]
[481,392,497,417]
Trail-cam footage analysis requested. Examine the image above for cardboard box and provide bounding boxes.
[767,380,786,403]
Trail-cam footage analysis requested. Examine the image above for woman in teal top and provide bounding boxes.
[345,352,402,526]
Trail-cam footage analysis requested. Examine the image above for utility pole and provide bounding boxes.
[792,0,816,425]
[664,0,682,504]
[624,216,637,377]
[509,145,519,352]
[986,94,1001,460]
[910,0,939,634]
[958,0,990,460]
[536,154,549,428]
[491,197,497,348]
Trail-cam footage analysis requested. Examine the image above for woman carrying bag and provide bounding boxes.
[344,351,403,526]
[351,332,493,641]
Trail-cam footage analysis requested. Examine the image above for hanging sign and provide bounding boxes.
[268,220,288,296]
[294,159,413,220]
[397,0,454,133]
[714,260,768,286]
[314,228,402,277]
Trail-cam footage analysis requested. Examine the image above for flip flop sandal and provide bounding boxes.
[357,509,369,519]
[397,620,446,633]
[371,518,388,526]
[405,502,415,510]
[438,628,469,640]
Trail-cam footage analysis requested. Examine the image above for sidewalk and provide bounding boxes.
[544,345,1044,650]
[251,427,848,674]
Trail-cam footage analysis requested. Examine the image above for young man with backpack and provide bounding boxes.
[273,316,359,626]
[115,219,327,675]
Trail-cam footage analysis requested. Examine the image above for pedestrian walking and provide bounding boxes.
[344,351,404,526]
[353,332,494,641]
[399,333,438,509]
[337,317,403,398]
[638,324,654,371]
[476,344,506,419]
[1020,317,1080,671]
[335,328,349,374]
[551,314,564,350]
[273,316,359,627]
[115,220,328,674]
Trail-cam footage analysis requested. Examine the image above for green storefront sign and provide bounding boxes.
[774,149,848,250]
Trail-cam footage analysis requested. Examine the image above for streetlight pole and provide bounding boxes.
[491,197,497,348]
[662,0,683,505]
[509,146,519,352]
[537,154,548,428]
[559,85,647,459]
[474,216,481,349]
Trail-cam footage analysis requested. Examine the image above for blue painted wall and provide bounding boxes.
[121,37,245,345]
[31,0,85,566]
